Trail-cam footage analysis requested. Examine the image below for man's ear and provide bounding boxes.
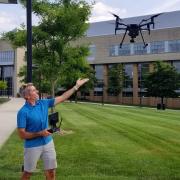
[25,94,30,100]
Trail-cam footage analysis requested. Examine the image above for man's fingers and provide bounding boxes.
[84,78,89,82]
[76,78,89,87]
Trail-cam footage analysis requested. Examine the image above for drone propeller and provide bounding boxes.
[109,12,122,21]
[139,13,163,25]
[151,13,163,19]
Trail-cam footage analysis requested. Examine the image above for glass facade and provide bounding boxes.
[123,64,133,97]
[138,63,150,97]
[109,40,180,56]
[173,61,180,72]
[0,66,14,96]
[134,43,147,55]
[87,45,96,61]
[94,65,104,96]
[118,44,131,56]
[0,51,14,65]
[172,60,180,95]
[150,41,165,54]
[168,40,180,53]
[0,50,14,96]
[109,45,118,56]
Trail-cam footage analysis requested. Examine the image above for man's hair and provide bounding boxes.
[20,83,34,99]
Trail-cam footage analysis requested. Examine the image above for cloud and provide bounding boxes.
[89,2,127,22]
[0,11,18,33]
[149,0,180,14]
[0,9,39,34]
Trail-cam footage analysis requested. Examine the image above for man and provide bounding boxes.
[17,78,89,180]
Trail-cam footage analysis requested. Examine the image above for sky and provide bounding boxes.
[0,0,180,33]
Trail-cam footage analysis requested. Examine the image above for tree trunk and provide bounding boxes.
[51,81,55,98]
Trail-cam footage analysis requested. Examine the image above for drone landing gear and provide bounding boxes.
[139,30,148,48]
[119,29,128,48]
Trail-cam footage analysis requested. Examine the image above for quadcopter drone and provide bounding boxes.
[112,13,162,48]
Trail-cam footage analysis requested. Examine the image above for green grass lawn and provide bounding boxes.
[0,102,180,180]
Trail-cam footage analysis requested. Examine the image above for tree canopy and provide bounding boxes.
[3,0,95,97]
[107,64,130,96]
[144,61,180,105]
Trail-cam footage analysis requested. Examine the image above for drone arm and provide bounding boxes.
[120,29,128,48]
[115,27,128,35]
[117,22,128,26]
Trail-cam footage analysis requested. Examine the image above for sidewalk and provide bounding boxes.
[0,98,24,148]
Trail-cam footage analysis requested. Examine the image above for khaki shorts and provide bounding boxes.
[24,140,57,172]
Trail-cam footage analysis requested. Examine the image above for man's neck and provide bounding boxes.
[27,99,36,106]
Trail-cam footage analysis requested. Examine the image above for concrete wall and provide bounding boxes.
[0,40,25,97]
[14,47,26,96]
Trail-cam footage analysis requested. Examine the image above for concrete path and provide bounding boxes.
[0,98,24,148]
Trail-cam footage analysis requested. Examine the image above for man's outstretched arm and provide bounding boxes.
[54,78,89,105]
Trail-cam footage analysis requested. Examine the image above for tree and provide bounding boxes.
[0,81,7,90]
[3,0,94,97]
[144,61,180,108]
[58,46,96,101]
[107,64,125,96]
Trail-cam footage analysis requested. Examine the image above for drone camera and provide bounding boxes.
[130,39,135,43]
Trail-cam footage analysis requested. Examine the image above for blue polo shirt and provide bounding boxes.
[17,98,55,148]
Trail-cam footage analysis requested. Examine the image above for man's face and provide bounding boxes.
[27,86,39,101]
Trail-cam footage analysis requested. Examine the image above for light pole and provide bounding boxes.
[26,0,32,83]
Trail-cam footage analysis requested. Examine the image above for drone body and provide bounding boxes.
[112,13,162,48]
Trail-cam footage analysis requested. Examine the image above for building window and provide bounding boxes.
[94,65,103,80]
[0,51,14,65]
[87,45,96,61]
[118,44,130,56]
[138,63,150,97]
[109,45,118,56]
[122,92,133,97]
[150,41,165,54]
[123,64,133,97]
[168,40,180,53]
[134,43,147,55]
[172,60,180,95]
[0,66,13,96]
[94,90,103,96]
[94,65,103,95]
[173,61,180,72]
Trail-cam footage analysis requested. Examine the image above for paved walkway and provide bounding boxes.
[0,98,24,148]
